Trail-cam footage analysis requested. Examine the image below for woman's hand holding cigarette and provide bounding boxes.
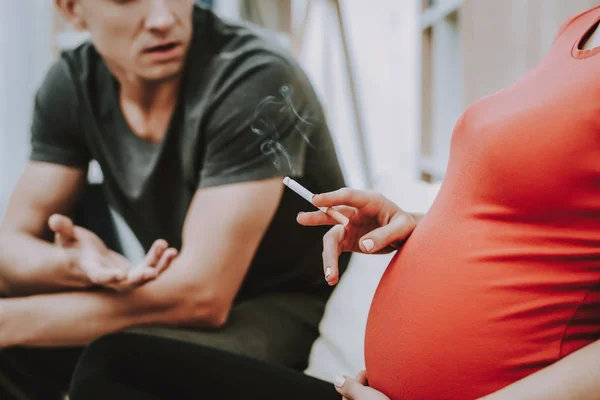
[297,188,417,285]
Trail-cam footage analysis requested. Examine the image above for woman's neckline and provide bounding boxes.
[572,15,600,59]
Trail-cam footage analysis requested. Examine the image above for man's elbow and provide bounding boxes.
[164,283,231,329]
[179,292,231,329]
[0,236,12,296]
[200,304,230,329]
[0,276,8,297]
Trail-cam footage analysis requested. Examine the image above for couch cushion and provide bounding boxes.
[305,253,392,382]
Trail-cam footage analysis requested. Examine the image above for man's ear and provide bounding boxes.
[55,0,88,31]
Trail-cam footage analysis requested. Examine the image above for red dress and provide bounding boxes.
[365,7,600,399]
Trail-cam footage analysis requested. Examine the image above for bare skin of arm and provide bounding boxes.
[0,178,283,347]
[0,162,91,296]
[0,162,173,297]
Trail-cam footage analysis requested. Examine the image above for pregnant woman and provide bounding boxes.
[70,6,600,400]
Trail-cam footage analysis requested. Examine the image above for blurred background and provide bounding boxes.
[1,0,599,217]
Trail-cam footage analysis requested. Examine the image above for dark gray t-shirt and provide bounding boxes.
[30,6,349,300]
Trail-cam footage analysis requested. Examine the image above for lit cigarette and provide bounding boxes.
[283,177,349,226]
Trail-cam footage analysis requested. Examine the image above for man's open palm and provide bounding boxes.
[48,214,177,292]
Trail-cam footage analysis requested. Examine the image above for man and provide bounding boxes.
[0,0,349,398]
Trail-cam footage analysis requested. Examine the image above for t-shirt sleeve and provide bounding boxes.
[198,56,317,188]
[29,58,90,169]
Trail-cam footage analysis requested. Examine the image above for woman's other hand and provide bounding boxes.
[334,371,391,400]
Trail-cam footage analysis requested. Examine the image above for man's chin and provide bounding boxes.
[139,63,185,83]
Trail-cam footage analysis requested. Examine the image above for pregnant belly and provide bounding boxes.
[363,223,598,400]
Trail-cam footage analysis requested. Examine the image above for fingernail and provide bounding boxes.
[334,376,346,388]
[362,239,375,252]
[325,267,332,278]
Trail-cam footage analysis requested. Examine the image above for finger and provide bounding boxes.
[313,188,373,209]
[48,214,76,247]
[107,265,159,292]
[104,277,134,293]
[143,239,168,267]
[154,248,178,274]
[359,213,416,254]
[87,266,127,285]
[334,376,363,400]
[128,265,158,285]
[355,370,368,386]
[322,225,344,286]
[297,206,356,227]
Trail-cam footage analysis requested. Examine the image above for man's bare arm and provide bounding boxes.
[0,177,283,346]
[0,162,88,296]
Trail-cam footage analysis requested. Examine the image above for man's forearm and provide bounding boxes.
[480,339,600,400]
[0,288,165,347]
[0,233,86,296]
[0,262,218,347]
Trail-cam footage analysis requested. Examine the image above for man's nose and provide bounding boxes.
[145,0,176,32]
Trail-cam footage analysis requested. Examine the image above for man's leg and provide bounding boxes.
[70,331,340,400]
[128,291,328,370]
[0,347,83,400]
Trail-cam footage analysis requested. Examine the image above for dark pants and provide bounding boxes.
[0,292,328,400]
[0,347,82,400]
[70,331,340,400]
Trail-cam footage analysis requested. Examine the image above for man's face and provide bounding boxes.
[78,0,194,82]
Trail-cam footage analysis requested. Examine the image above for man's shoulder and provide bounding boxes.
[195,6,288,51]
[39,42,99,100]
[191,7,302,81]
[56,41,98,75]
[30,43,96,170]
[188,12,315,111]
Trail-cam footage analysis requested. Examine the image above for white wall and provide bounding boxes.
[214,0,242,20]
[0,2,55,217]
[297,0,440,209]
[0,3,5,196]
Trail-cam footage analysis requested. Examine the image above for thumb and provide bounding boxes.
[355,370,368,386]
[335,375,364,400]
[359,213,416,253]
[49,214,76,247]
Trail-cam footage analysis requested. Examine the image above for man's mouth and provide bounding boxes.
[144,42,180,53]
